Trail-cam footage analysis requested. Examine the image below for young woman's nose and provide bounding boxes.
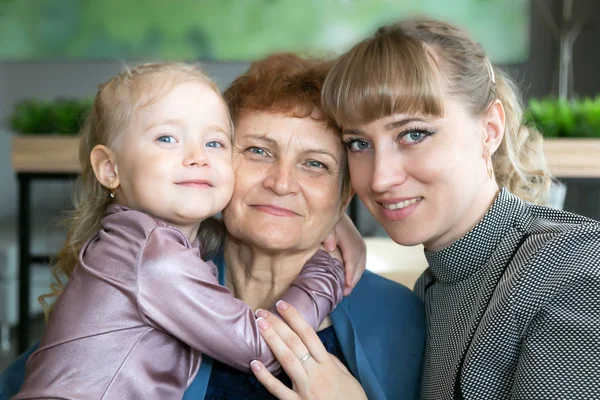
[263,160,300,195]
[370,150,408,193]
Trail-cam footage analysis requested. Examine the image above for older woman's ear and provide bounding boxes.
[343,189,355,210]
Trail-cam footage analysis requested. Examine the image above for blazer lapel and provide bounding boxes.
[182,357,213,400]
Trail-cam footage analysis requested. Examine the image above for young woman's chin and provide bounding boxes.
[381,224,430,248]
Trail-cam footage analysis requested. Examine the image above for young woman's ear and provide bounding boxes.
[483,99,505,156]
[90,145,119,189]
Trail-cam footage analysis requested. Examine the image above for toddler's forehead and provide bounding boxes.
[134,79,233,135]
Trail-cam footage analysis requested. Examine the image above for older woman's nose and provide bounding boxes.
[183,146,209,167]
[263,161,300,195]
[370,151,407,193]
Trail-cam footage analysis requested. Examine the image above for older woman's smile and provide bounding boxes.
[251,204,299,217]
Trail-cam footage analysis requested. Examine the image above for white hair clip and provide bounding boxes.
[487,59,496,85]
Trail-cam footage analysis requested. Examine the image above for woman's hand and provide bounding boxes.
[322,213,366,295]
[251,302,367,400]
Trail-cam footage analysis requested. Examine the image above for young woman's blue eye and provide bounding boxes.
[206,141,223,148]
[344,138,371,152]
[400,128,433,145]
[157,135,176,144]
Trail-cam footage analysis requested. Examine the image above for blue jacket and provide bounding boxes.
[1,254,425,400]
[184,252,424,400]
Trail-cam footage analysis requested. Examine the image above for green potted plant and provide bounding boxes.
[10,98,91,173]
[525,96,600,138]
[10,98,91,136]
[525,96,600,178]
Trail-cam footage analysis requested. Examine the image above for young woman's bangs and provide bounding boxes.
[323,34,444,128]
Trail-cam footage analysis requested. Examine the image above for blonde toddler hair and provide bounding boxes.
[40,63,229,317]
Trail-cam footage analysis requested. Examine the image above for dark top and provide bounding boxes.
[205,325,346,399]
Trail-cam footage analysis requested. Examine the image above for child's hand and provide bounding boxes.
[322,214,366,296]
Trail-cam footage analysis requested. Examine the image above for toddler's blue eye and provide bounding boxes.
[157,135,176,144]
[206,141,222,148]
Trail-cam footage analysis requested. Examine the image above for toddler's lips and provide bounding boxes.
[176,180,213,188]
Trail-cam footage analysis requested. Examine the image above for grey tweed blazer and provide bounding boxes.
[415,188,600,400]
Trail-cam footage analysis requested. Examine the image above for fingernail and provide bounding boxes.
[255,308,268,318]
[276,300,289,310]
[257,317,269,331]
[250,360,262,372]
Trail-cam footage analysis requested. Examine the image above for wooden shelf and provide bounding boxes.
[543,139,600,178]
[10,136,600,178]
[12,135,80,173]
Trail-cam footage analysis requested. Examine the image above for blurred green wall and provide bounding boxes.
[0,0,528,62]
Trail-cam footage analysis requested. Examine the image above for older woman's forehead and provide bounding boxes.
[234,111,344,153]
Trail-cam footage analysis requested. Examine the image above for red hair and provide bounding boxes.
[224,53,336,130]
[224,52,352,207]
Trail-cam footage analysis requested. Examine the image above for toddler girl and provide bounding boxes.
[14,63,345,399]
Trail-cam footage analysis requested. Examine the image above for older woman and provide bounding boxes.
[251,19,600,400]
[183,53,424,400]
[0,54,425,400]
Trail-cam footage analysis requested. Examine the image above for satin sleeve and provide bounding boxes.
[137,227,345,373]
[278,249,345,331]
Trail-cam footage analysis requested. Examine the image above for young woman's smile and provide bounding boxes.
[378,196,424,221]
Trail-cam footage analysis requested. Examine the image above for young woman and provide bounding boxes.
[251,18,600,400]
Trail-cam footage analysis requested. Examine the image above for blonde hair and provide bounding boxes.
[40,63,227,318]
[322,18,552,204]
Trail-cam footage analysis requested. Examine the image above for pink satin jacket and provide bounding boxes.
[15,204,344,399]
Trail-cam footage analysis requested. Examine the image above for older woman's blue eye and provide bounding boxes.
[157,135,176,143]
[206,141,222,148]
[307,160,325,169]
[248,147,266,155]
